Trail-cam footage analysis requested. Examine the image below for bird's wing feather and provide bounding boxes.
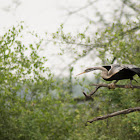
[129,68,140,77]
[103,64,140,78]
[108,64,123,77]
[121,64,137,68]
[120,64,140,76]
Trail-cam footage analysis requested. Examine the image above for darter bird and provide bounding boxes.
[77,64,140,88]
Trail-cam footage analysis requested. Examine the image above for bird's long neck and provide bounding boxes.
[91,67,110,79]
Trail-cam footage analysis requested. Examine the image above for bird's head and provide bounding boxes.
[76,68,95,76]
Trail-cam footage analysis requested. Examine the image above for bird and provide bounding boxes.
[77,64,140,88]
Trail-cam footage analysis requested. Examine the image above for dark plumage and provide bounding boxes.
[102,64,140,81]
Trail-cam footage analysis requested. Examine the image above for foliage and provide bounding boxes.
[0,0,140,140]
[49,1,140,139]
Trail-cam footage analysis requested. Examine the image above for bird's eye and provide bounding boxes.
[85,69,90,72]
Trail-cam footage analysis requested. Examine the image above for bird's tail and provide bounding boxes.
[131,68,140,77]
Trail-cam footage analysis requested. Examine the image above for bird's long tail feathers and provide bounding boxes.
[131,68,140,77]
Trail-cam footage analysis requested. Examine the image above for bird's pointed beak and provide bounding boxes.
[76,71,85,76]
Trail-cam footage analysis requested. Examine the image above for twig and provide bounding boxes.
[67,1,96,16]
[83,92,94,101]
[90,83,140,89]
[123,0,140,14]
[86,107,140,125]
[83,86,101,100]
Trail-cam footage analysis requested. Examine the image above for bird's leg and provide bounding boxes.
[108,80,118,89]
[125,79,133,89]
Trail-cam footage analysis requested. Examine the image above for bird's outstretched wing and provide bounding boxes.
[108,64,123,76]
[130,68,140,77]
[120,64,140,77]
[105,64,140,78]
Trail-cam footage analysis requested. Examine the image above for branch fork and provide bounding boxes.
[83,83,140,99]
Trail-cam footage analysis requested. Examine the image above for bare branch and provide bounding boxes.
[82,83,140,101]
[90,83,140,89]
[67,1,96,16]
[83,85,101,99]
[123,0,140,14]
[118,0,125,22]
[86,107,140,125]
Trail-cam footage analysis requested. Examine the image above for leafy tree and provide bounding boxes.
[48,0,140,139]
[0,0,140,140]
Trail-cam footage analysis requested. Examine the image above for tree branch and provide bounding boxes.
[123,0,140,14]
[82,83,140,100]
[83,85,102,100]
[86,107,140,125]
[67,1,96,16]
[90,83,140,89]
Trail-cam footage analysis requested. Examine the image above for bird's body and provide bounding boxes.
[101,64,140,81]
[77,64,140,88]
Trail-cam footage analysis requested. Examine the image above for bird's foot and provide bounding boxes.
[108,83,116,89]
[125,84,134,89]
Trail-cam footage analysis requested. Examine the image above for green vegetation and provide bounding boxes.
[0,22,140,140]
[0,1,140,140]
